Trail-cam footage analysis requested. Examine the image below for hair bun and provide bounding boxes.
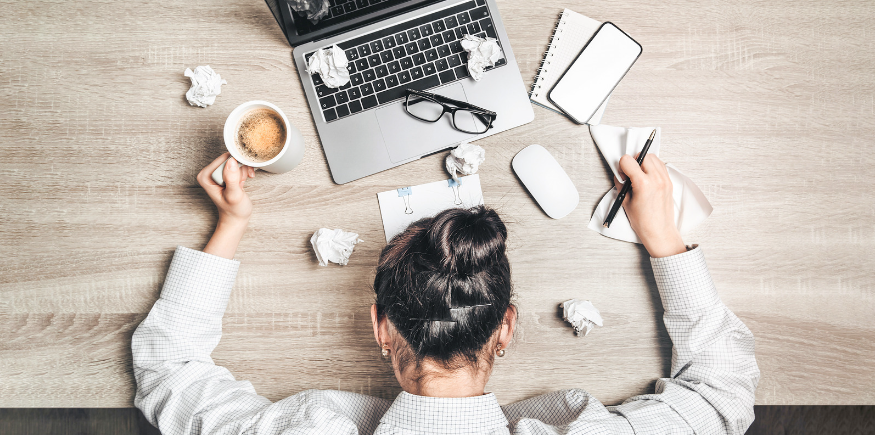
[427,206,507,274]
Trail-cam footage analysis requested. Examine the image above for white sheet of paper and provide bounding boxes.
[377,175,484,242]
[587,124,713,244]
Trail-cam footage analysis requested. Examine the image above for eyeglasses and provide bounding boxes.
[404,89,497,134]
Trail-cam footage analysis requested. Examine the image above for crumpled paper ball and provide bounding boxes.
[460,34,504,81]
[306,45,350,88]
[184,65,227,108]
[561,299,603,336]
[310,228,363,266]
[445,142,486,180]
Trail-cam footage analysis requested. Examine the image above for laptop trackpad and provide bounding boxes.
[375,83,478,163]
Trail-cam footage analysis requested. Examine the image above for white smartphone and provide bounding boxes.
[548,22,642,124]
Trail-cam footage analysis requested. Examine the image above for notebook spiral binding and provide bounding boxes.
[529,10,568,99]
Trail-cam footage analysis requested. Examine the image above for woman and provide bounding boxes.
[133,153,759,435]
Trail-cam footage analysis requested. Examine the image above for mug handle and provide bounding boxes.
[210,157,245,186]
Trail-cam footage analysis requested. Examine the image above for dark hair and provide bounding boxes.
[374,206,513,372]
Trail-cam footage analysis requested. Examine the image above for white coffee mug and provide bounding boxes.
[211,100,305,186]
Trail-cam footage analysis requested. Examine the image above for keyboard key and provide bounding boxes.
[375,65,388,78]
[404,42,418,55]
[380,50,394,63]
[355,0,368,8]
[388,61,401,74]
[424,49,438,62]
[442,30,456,42]
[316,85,337,97]
[398,70,412,83]
[344,48,358,61]
[343,2,355,13]
[360,82,374,95]
[361,95,378,110]
[467,21,481,34]
[348,99,363,113]
[423,62,436,75]
[454,27,466,40]
[445,16,458,28]
[439,70,456,83]
[436,44,451,58]
[430,34,443,46]
[376,74,441,104]
[358,44,371,57]
[382,36,396,49]
[410,66,424,80]
[373,78,387,92]
[368,54,382,66]
[347,87,361,99]
[392,46,406,59]
[385,74,399,88]
[448,53,462,67]
[469,6,489,20]
[340,81,352,90]
[420,24,433,37]
[400,56,414,69]
[407,28,421,41]
[450,40,464,54]
[480,18,496,38]
[347,62,356,74]
[336,104,350,118]
[476,0,485,5]
[413,53,426,65]
[362,69,376,82]
[370,40,384,53]
[355,58,369,71]
[350,73,364,86]
[457,12,470,25]
[432,20,446,32]
[330,5,344,16]
[436,58,449,71]
[476,32,486,39]
[320,94,337,110]
[323,108,337,122]
[454,65,469,78]
[395,32,409,45]
[312,74,324,86]
[335,90,350,104]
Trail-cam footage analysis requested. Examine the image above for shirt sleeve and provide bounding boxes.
[131,246,273,435]
[612,246,760,435]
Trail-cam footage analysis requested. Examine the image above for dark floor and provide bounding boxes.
[0,406,872,434]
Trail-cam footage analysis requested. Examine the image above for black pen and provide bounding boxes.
[603,129,657,228]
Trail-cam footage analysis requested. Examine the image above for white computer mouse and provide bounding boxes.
[512,144,579,219]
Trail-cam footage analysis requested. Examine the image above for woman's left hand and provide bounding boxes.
[197,153,256,259]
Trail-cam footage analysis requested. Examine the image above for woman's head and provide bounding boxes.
[372,206,515,388]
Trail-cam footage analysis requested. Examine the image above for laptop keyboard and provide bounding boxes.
[305,0,507,123]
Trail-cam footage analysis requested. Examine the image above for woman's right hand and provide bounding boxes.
[615,154,686,258]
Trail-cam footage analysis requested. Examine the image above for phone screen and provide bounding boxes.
[548,23,642,124]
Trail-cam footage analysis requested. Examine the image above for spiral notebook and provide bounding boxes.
[530,9,609,125]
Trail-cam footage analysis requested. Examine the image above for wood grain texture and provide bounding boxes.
[0,0,873,407]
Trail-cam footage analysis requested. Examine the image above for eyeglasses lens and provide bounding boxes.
[405,95,445,122]
[452,110,493,134]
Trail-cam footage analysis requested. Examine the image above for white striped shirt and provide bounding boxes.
[133,246,759,435]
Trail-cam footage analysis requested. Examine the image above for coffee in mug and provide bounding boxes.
[234,108,287,163]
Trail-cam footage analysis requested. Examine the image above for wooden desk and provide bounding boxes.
[1,0,872,407]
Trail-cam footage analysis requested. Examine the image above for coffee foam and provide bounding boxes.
[235,108,286,163]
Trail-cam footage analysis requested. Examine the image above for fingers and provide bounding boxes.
[618,154,646,185]
[197,152,231,186]
[222,157,245,203]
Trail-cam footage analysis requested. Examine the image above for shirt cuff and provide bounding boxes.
[159,246,240,314]
[650,246,720,312]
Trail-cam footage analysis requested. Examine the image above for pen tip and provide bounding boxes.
[602,223,608,228]
[649,129,656,140]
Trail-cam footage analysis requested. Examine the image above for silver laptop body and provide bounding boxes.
[294,0,534,184]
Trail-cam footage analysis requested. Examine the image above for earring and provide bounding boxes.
[381,344,390,357]
[496,344,506,357]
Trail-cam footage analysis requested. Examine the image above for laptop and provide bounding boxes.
[267,0,534,184]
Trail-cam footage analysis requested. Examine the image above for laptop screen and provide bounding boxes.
[268,0,434,46]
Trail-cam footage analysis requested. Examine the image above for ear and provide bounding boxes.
[497,306,517,348]
[371,304,390,348]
